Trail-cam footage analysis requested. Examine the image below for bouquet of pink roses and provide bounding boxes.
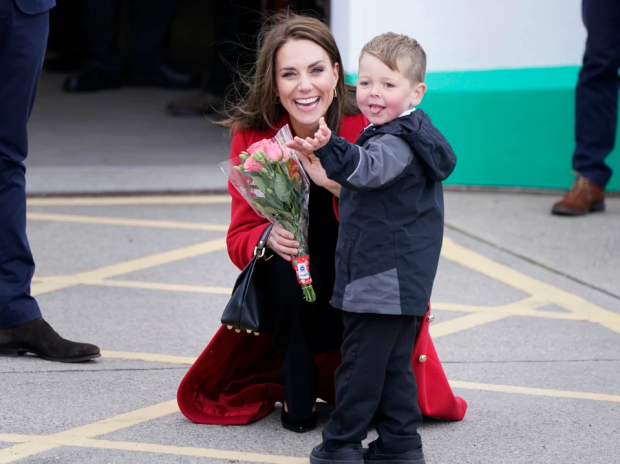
[219,125,316,302]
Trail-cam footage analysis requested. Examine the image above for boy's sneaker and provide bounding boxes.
[310,445,364,464]
[363,442,425,464]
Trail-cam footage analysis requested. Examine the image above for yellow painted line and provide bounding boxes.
[431,302,586,321]
[101,350,197,365]
[430,296,545,338]
[81,278,233,295]
[449,380,620,403]
[0,434,39,443]
[441,238,620,335]
[63,439,308,464]
[27,195,231,206]
[27,212,229,232]
[0,400,179,463]
[30,238,227,297]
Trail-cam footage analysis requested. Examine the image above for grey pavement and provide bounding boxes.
[1,72,619,463]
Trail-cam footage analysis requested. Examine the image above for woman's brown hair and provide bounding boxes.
[220,12,359,136]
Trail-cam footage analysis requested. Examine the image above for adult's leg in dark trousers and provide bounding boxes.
[0,4,48,329]
[83,0,123,74]
[0,5,100,362]
[573,0,620,188]
[373,316,423,454]
[322,313,407,452]
[265,255,319,421]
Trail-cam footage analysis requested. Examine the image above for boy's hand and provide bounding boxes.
[285,117,332,154]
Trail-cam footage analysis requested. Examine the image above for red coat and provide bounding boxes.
[177,114,467,424]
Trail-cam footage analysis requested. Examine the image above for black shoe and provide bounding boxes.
[281,408,318,433]
[0,318,100,363]
[363,442,425,464]
[310,445,364,464]
[129,63,200,89]
[63,68,123,92]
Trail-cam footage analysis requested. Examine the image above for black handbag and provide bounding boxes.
[221,223,274,335]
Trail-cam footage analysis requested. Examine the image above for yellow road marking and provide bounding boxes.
[27,212,229,232]
[0,435,307,464]
[430,296,546,338]
[79,278,233,295]
[450,380,620,403]
[30,238,227,297]
[0,400,179,463]
[101,350,197,365]
[27,195,231,206]
[441,238,620,335]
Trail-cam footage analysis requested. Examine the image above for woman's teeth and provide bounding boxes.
[295,97,320,109]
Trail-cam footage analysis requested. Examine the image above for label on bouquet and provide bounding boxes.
[292,255,313,285]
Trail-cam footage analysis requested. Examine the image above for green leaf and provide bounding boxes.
[274,174,291,203]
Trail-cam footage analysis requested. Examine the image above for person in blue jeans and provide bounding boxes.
[0,0,100,362]
[552,0,620,216]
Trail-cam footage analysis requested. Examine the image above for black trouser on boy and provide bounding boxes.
[322,313,424,455]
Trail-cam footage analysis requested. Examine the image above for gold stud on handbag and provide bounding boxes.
[427,314,435,323]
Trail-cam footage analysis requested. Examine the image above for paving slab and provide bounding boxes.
[421,390,620,464]
[444,192,620,298]
[432,258,530,306]
[1,370,180,436]
[433,315,620,363]
[29,222,222,276]
[115,250,240,289]
[445,360,620,396]
[0,357,178,373]
[36,286,228,357]
[27,204,232,225]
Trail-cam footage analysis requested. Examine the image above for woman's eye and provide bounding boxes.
[311,67,324,74]
[282,72,295,78]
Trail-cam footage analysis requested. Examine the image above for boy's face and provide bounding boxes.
[357,53,426,126]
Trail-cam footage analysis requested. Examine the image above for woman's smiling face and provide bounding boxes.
[275,39,339,139]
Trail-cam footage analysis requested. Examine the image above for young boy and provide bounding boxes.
[288,33,457,464]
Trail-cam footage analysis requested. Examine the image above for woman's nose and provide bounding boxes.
[298,74,313,92]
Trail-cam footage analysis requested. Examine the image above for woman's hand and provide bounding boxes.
[267,223,299,261]
[296,151,342,197]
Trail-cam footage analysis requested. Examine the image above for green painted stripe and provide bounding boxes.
[343,67,619,191]
[346,66,581,92]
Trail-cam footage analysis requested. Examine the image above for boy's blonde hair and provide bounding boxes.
[360,32,426,85]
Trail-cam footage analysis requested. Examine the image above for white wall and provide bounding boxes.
[331,0,587,73]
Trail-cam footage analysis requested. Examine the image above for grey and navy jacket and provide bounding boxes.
[314,109,456,316]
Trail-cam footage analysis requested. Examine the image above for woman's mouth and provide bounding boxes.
[294,97,320,112]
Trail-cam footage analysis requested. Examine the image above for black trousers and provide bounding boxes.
[263,253,343,422]
[0,3,47,328]
[322,312,423,455]
[573,0,620,188]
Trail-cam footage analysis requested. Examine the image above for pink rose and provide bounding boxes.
[243,155,264,173]
[247,139,283,161]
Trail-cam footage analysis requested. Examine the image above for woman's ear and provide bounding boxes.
[333,62,340,85]
[410,82,427,107]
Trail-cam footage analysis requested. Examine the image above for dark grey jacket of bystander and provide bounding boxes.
[314,109,456,316]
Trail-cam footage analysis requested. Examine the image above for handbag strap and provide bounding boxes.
[254,223,274,259]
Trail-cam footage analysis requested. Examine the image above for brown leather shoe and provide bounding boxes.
[551,175,605,216]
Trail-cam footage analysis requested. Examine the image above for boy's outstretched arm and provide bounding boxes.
[314,132,414,191]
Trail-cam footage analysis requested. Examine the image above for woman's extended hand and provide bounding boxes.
[267,223,299,261]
